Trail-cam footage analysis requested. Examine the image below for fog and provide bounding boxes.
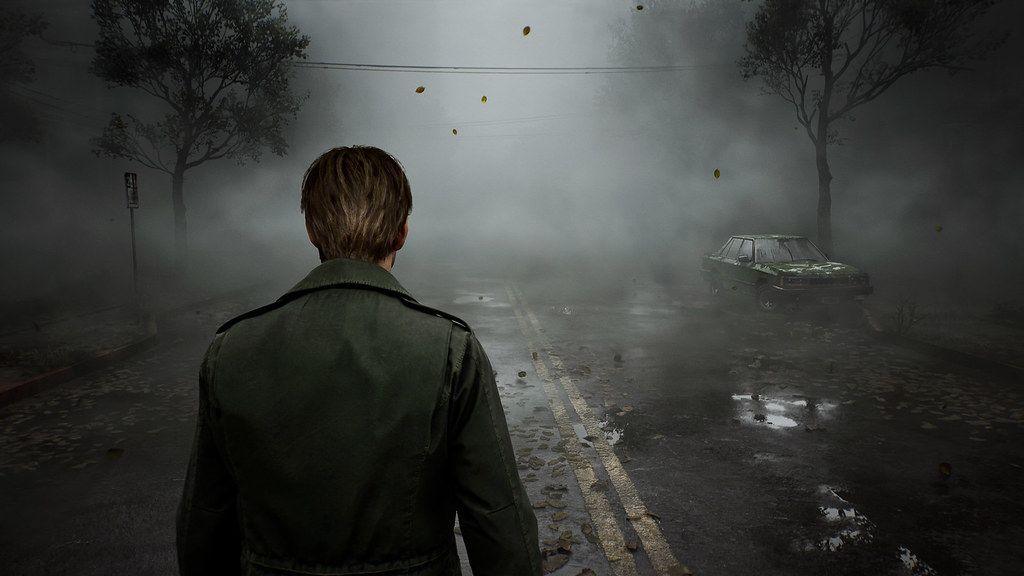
[2,0,1023,313]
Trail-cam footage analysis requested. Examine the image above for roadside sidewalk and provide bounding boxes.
[0,280,275,405]
[0,306,157,404]
[862,294,1024,377]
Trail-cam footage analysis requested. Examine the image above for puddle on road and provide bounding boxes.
[751,410,799,428]
[453,294,495,304]
[569,412,622,448]
[899,545,938,575]
[597,420,624,446]
[793,485,937,574]
[731,393,836,430]
[810,486,875,552]
[625,304,681,316]
[568,420,624,448]
[572,422,587,442]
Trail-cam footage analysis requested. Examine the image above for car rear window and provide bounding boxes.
[754,238,826,262]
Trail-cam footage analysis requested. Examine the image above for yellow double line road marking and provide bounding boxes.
[508,284,692,576]
[507,286,639,575]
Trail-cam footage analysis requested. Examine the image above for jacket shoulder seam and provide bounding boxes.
[397,296,472,332]
[215,300,289,334]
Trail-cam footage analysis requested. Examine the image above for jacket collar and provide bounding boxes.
[285,258,414,301]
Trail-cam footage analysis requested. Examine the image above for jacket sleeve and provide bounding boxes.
[448,330,542,576]
[176,334,242,576]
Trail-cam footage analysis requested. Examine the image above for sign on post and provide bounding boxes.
[125,172,139,208]
[124,172,140,301]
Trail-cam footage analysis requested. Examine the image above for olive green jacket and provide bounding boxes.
[176,258,540,576]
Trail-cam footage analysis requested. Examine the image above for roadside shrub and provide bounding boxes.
[891,298,924,336]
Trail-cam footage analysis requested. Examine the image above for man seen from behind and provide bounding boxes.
[176,145,541,576]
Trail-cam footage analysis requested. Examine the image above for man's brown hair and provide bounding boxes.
[300,146,412,263]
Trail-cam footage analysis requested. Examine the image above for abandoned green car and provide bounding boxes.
[701,234,873,311]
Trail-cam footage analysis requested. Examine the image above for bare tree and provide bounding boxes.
[91,0,309,265]
[739,0,1003,255]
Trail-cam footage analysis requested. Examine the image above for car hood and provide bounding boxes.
[754,261,862,277]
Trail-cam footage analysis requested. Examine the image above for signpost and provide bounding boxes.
[124,172,139,300]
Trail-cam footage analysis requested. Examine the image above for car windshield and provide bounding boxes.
[754,238,826,263]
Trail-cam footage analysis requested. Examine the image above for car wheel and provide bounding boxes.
[756,285,777,312]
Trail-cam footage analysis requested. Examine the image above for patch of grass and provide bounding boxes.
[890,297,925,336]
[0,345,90,369]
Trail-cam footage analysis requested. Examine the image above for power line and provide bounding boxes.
[39,37,721,74]
[292,60,721,74]
[455,129,647,140]
[2,86,109,125]
[14,84,81,106]
[409,112,588,129]
[40,33,94,50]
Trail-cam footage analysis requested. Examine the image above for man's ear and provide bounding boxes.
[393,219,409,252]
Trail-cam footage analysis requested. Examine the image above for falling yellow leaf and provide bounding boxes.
[713,168,721,179]
[414,86,425,94]
[935,224,943,233]
[522,25,531,36]
[452,128,458,135]
[481,95,487,103]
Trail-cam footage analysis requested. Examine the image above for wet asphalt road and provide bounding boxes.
[1,269,1022,575]
[509,275,1024,576]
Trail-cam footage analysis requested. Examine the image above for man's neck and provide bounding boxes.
[377,252,396,272]
[316,253,396,271]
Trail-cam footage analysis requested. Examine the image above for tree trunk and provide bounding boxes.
[816,12,835,259]
[171,158,188,270]
[815,139,833,257]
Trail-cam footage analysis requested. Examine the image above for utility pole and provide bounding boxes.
[124,172,139,306]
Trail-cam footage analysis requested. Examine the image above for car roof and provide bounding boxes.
[732,234,807,240]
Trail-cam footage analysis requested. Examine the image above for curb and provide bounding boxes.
[0,282,271,406]
[0,317,158,405]
[861,305,1024,381]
